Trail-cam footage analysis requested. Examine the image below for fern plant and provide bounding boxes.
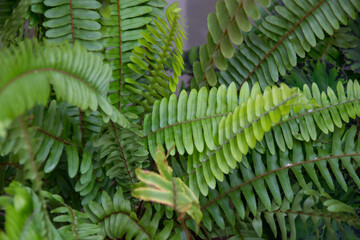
[1,0,360,239]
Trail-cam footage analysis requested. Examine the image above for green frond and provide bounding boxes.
[254,186,360,239]
[192,0,272,86]
[100,0,167,110]
[0,39,130,130]
[183,125,360,236]
[0,0,31,43]
[43,0,103,51]
[43,191,102,240]
[0,0,14,29]
[73,142,116,205]
[0,181,62,240]
[94,123,148,189]
[218,0,360,89]
[197,183,360,240]
[144,82,307,172]
[284,60,345,91]
[85,189,176,240]
[180,80,360,195]
[308,27,358,64]
[125,2,186,109]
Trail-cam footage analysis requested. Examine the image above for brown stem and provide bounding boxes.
[201,3,244,83]
[110,121,134,184]
[33,125,73,146]
[201,153,360,211]
[242,0,326,87]
[0,162,23,169]
[68,206,79,240]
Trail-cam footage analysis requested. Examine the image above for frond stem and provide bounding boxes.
[201,3,244,83]
[142,113,228,139]
[33,125,74,146]
[110,121,134,184]
[201,152,360,211]
[0,68,97,96]
[242,0,326,87]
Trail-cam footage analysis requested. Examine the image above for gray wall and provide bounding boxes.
[167,0,217,50]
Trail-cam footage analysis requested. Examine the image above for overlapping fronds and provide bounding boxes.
[43,191,102,240]
[0,181,62,240]
[0,0,14,29]
[253,186,359,239]
[85,189,176,240]
[192,0,272,86]
[125,2,186,109]
[145,80,360,197]
[308,27,358,64]
[0,0,30,43]
[133,145,202,224]
[196,183,360,240]
[186,126,360,223]
[144,82,307,166]
[283,61,345,91]
[43,0,102,51]
[94,123,148,189]
[100,0,167,110]
[0,39,129,130]
[217,0,360,89]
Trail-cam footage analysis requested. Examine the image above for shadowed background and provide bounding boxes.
[168,0,217,50]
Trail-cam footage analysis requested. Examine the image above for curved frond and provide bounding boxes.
[85,189,175,240]
[0,40,129,129]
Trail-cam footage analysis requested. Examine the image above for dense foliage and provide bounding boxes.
[1,0,360,239]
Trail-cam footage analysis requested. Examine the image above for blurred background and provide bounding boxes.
[168,0,217,50]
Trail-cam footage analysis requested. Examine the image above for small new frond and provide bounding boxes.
[126,2,187,108]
